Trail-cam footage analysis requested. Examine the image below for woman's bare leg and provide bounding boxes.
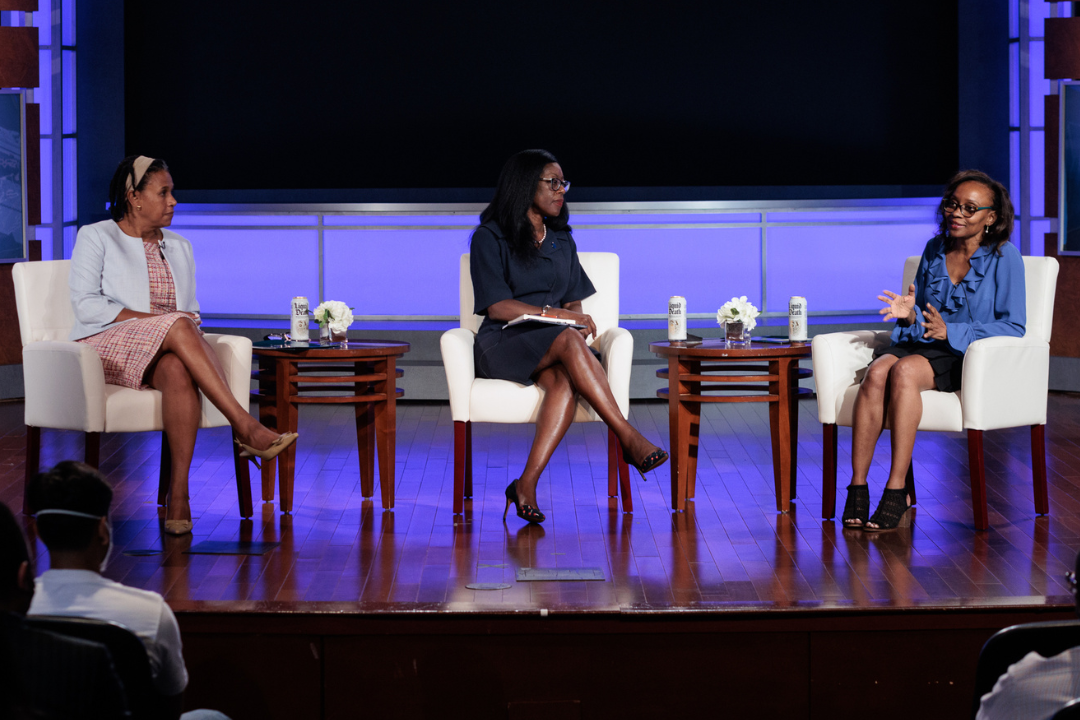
[533,329,659,465]
[882,355,936,490]
[149,353,200,522]
[850,355,900,485]
[515,364,576,509]
[863,354,936,529]
[158,318,278,450]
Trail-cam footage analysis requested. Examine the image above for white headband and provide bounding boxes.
[126,156,155,193]
[34,508,104,520]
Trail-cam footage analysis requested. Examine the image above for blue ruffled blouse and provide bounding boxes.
[890,236,1026,355]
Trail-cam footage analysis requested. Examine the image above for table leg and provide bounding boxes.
[374,355,397,510]
[789,358,800,502]
[276,359,298,513]
[769,358,794,512]
[258,355,278,502]
[668,355,690,512]
[355,361,376,498]
[686,359,701,500]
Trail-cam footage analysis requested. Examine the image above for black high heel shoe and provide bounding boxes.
[625,446,669,480]
[864,488,913,532]
[503,480,545,524]
[841,484,870,528]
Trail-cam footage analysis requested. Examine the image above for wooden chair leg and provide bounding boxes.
[607,428,619,498]
[232,431,254,519]
[968,429,989,531]
[1032,424,1049,515]
[463,421,473,499]
[822,423,838,519]
[24,426,40,515]
[615,436,633,513]
[158,431,172,506]
[453,421,467,514]
[84,432,100,469]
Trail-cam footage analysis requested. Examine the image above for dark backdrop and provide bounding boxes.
[123,1,959,200]
[79,1,1007,215]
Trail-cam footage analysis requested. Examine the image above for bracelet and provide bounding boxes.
[543,304,553,315]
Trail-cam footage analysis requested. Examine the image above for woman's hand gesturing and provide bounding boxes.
[878,284,917,324]
[921,304,948,340]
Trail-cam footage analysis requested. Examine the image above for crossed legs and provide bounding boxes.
[513,328,662,509]
[850,353,936,527]
[148,318,280,521]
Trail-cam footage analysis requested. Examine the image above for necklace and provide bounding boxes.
[533,225,548,249]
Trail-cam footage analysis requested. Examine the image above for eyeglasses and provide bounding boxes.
[539,177,571,192]
[943,198,993,218]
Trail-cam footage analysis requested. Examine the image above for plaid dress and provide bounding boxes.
[77,241,192,389]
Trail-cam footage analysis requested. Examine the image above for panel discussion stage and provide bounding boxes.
[7,390,1077,719]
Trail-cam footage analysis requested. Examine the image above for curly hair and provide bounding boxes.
[478,149,571,262]
[107,155,170,222]
[937,169,1014,255]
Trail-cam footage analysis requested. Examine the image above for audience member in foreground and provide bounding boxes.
[0,499,128,719]
[71,155,296,534]
[844,170,1025,530]
[977,552,1080,719]
[469,149,667,524]
[27,461,231,720]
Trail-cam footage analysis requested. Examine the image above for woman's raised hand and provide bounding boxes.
[878,284,916,323]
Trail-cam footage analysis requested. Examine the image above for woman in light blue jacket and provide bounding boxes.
[70,156,296,534]
[844,170,1025,532]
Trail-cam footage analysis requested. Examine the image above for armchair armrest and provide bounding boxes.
[203,333,254,406]
[598,326,633,419]
[440,328,476,422]
[811,330,891,424]
[961,336,1050,430]
[22,341,107,432]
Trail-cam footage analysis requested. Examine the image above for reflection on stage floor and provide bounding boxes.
[6,396,1078,615]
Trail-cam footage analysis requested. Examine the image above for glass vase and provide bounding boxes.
[725,320,746,345]
[319,324,348,345]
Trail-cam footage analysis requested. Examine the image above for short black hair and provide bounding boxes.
[0,501,29,605]
[26,462,112,553]
[478,149,570,263]
[107,155,169,222]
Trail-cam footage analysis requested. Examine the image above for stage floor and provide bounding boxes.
[6,394,1079,615]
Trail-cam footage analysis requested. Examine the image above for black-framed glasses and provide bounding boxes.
[943,198,993,218]
[539,177,571,192]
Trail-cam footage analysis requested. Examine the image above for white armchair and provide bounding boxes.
[811,255,1059,530]
[440,252,634,514]
[13,259,255,517]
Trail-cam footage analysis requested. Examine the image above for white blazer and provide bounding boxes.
[68,220,200,341]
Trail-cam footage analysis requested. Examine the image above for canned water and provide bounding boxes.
[668,296,687,341]
[291,296,309,342]
[788,296,807,342]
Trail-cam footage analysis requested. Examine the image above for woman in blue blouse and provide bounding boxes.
[844,170,1026,531]
[471,149,667,524]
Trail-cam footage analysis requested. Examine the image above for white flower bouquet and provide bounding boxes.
[716,296,760,332]
[312,300,354,335]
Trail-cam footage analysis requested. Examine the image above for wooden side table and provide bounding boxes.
[649,339,813,513]
[251,340,410,512]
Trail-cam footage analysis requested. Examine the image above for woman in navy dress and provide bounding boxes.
[471,149,668,523]
[844,170,1026,531]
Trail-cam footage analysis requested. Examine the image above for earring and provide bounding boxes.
[137,205,142,210]
[985,225,992,233]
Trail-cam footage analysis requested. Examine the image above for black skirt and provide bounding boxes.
[873,342,964,392]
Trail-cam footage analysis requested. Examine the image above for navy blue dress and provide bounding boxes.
[471,219,596,386]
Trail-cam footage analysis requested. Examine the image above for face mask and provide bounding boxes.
[34,508,112,572]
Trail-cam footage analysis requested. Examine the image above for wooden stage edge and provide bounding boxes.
[174,603,1078,720]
